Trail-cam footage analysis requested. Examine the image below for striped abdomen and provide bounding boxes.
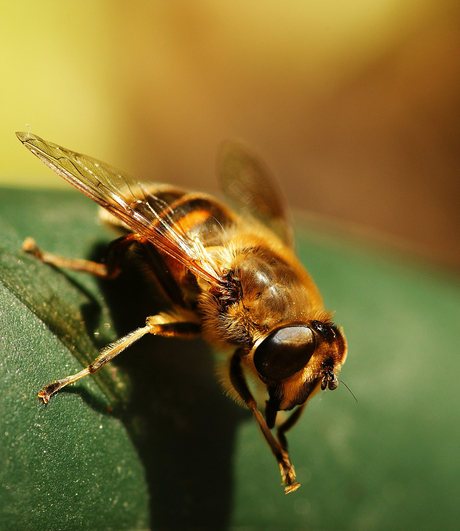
[143,184,238,249]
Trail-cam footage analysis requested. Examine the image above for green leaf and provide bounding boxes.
[1,187,460,530]
[0,189,147,529]
[0,188,253,530]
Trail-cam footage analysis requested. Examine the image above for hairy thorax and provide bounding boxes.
[199,233,330,351]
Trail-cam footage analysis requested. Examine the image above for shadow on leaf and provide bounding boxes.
[92,244,249,530]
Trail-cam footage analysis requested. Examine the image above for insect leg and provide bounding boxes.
[24,235,189,309]
[38,310,201,403]
[229,349,301,494]
[23,233,143,279]
[276,403,306,452]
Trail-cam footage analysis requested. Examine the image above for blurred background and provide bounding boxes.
[1,1,459,270]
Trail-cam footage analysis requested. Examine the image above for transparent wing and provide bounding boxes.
[16,132,220,284]
[219,142,293,247]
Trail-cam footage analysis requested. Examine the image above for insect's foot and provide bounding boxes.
[38,390,50,404]
[23,237,42,258]
[284,481,301,494]
[37,382,61,404]
[280,459,300,494]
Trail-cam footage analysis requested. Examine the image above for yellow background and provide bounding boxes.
[1,1,459,269]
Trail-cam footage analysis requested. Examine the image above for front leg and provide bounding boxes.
[229,349,300,494]
[38,309,201,403]
[276,403,306,453]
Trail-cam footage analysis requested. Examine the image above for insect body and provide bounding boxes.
[16,132,347,494]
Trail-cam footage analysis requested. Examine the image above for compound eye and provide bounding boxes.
[254,326,316,382]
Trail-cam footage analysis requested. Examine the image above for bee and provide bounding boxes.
[16,131,347,494]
